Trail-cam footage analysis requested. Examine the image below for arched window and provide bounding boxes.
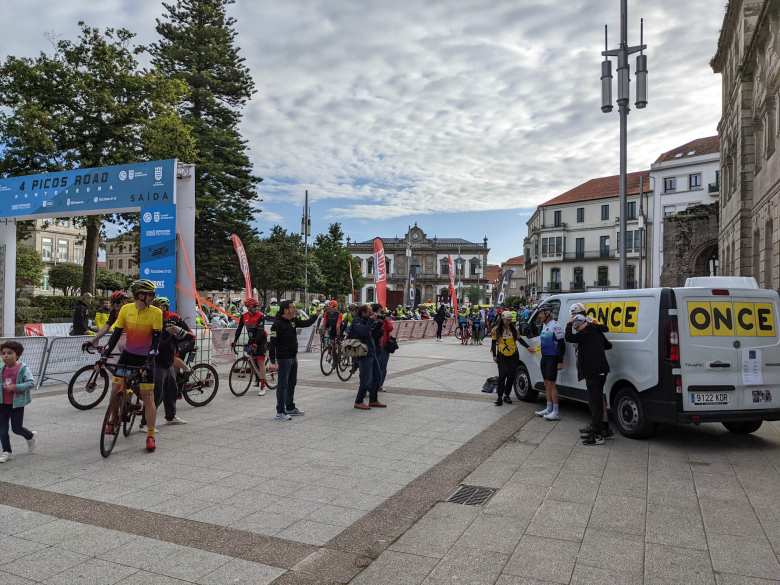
[470,258,481,276]
[366,287,375,303]
[366,257,374,275]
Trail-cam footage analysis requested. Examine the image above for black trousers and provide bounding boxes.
[586,374,607,431]
[0,405,33,453]
[154,366,178,421]
[496,356,518,399]
[435,320,444,339]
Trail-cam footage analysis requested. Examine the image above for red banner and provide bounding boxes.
[447,255,458,315]
[24,323,44,337]
[373,237,388,308]
[230,234,253,301]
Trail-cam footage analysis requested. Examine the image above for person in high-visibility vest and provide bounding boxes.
[267,298,280,318]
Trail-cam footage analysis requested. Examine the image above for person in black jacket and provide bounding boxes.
[350,304,384,409]
[70,293,93,335]
[434,305,447,341]
[268,300,318,421]
[490,312,530,406]
[565,310,611,445]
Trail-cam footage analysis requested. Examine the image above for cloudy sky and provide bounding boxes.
[2,0,725,263]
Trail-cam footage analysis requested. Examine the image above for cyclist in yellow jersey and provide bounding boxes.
[102,280,163,452]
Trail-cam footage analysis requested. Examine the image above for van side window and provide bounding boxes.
[526,300,562,337]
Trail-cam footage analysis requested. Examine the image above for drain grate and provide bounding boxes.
[446,484,497,506]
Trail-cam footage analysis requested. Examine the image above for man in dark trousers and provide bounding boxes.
[268,300,318,421]
[71,293,93,335]
[564,307,612,445]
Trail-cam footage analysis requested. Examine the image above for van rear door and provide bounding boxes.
[675,287,780,413]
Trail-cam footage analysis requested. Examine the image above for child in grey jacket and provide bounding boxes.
[0,340,37,462]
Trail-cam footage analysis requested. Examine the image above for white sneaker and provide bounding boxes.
[273,413,292,421]
[0,451,10,463]
[27,431,37,452]
[544,411,561,421]
[166,416,187,425]
[535,407,551,417]
[257,388,267,396]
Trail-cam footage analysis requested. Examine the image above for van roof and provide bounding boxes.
[684,276,758,289]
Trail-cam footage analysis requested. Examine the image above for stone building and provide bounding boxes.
[650,136,721,286]
[105,231,139,278]
[21,219,86,295]
[499,256,527,301]
[712,0,780,288]
[347,224,490,307]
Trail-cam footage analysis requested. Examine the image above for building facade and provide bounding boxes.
[21,219,86,295]
[105,232,139,278]
[524,171,653,299]
[712,0,780,289]
[499,256,527,301]
[347,224,490,306]
[650,136,721,286]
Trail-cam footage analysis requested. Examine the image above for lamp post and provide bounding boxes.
[300,190,311,307]
[601,0,648,289]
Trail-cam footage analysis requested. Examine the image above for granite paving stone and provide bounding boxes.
[644,542,715,585]
[350,551,439,585]
[0,546,88,583]
[503,534,580,584]
[708,533,780,581]
[41,558,138,585]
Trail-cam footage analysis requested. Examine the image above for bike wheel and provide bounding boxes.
[123,391,140,437]
[264,361,278,390]
[454,326,462,340]
[320,346,335,376]
[100,394,122,458]
[229,357,253,396]
[182,364,219,407]
[68,365,109,410]
[336,350,355,381]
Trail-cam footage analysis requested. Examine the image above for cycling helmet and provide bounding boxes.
[270,297,278,304]
[329,300,338,309]
[130,279,156,297]
[569,302,586,316]
[152,296,170,308]
[537,303,554,313]
[110,290,128,303]
[245,298,260,308]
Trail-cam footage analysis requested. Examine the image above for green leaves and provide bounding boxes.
[15,246,44,291]
[48,263,83,296]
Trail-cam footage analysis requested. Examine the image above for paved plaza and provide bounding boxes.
[0,338,779,584]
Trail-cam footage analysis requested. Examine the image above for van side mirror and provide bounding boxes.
[519,323,532,337]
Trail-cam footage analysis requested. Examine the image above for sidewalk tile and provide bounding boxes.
[570,563,642,585]
[503,534,579,584]
[496,577,559,585]
[700,497,764,538]
[589,494,646,536]
[0,546,88,583]
[708,533,780,581]
[277,519,345,546]
[548,473,600,504]
[16,519,135,556]
[526,499,592,542]
[421,545,507,585]
[195,558,284,585]
[457,514,529,554]
[42,558,138,585]
[390,513,476,558]
[351,550,439,585]
[0,536,49,565]
[0,506,55,536]
[646,502,708,550]
[0,571,37,585]
[116,570,191,584]
[576,529,644,577]
[307,504,366,527]
[715,573,780,585]
[644,542,715,585]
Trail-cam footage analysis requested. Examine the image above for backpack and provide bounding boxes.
[386,337,399,354]
[482,376,499,394]
[342,338,368,358]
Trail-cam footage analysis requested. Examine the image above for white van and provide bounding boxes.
[516,279,780,438]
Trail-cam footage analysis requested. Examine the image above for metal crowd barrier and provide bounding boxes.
[0,336,49,384]
[41,335,105,387]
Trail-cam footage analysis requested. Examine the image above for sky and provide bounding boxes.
[1,0,726,264]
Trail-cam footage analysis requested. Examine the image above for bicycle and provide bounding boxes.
[99,359,153,458]
[228,346,278,397]
[69,345,112,410]
[174,347,219,407]
[319,334,337,376]
[335,337,356,381]
[460,322,472,345]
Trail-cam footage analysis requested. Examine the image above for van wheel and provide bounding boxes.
[514,366,537,402]
[613,386,655,439]
[722,420,763,434]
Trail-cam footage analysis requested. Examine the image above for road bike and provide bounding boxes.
[460,322,472,345]
[320,334,338,376]
[99,360,152,458]
[228,347,278,397]
[335,338,356,381]
[174,347,219,407]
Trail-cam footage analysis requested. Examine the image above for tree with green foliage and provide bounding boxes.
[96,269,129,293]
[151,0,262,290]
[251,226,306,301]
[15,246,44,292]
[0,22,196,295]
[311,223,364,299]
[465,285,484,305]
[49,263,83,296]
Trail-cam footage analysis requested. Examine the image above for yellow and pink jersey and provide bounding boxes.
[112,303,163,356]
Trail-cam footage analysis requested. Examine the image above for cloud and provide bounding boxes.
[1,0,726,222]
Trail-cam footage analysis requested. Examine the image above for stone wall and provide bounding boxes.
[660,203,719,287]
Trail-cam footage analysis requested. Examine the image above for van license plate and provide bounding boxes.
[691,392,729,406]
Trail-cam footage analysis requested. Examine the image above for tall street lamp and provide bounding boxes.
[601,0,648,288]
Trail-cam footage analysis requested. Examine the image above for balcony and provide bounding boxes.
[570,281,586,291]
[561,250,616,261]
[541,222,568,231]
[546,282,562,292]
[708,182,720,194]
[593,280,611,288]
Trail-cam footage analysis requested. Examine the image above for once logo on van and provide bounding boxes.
[584,302,639,334]
[686,301,776,337]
